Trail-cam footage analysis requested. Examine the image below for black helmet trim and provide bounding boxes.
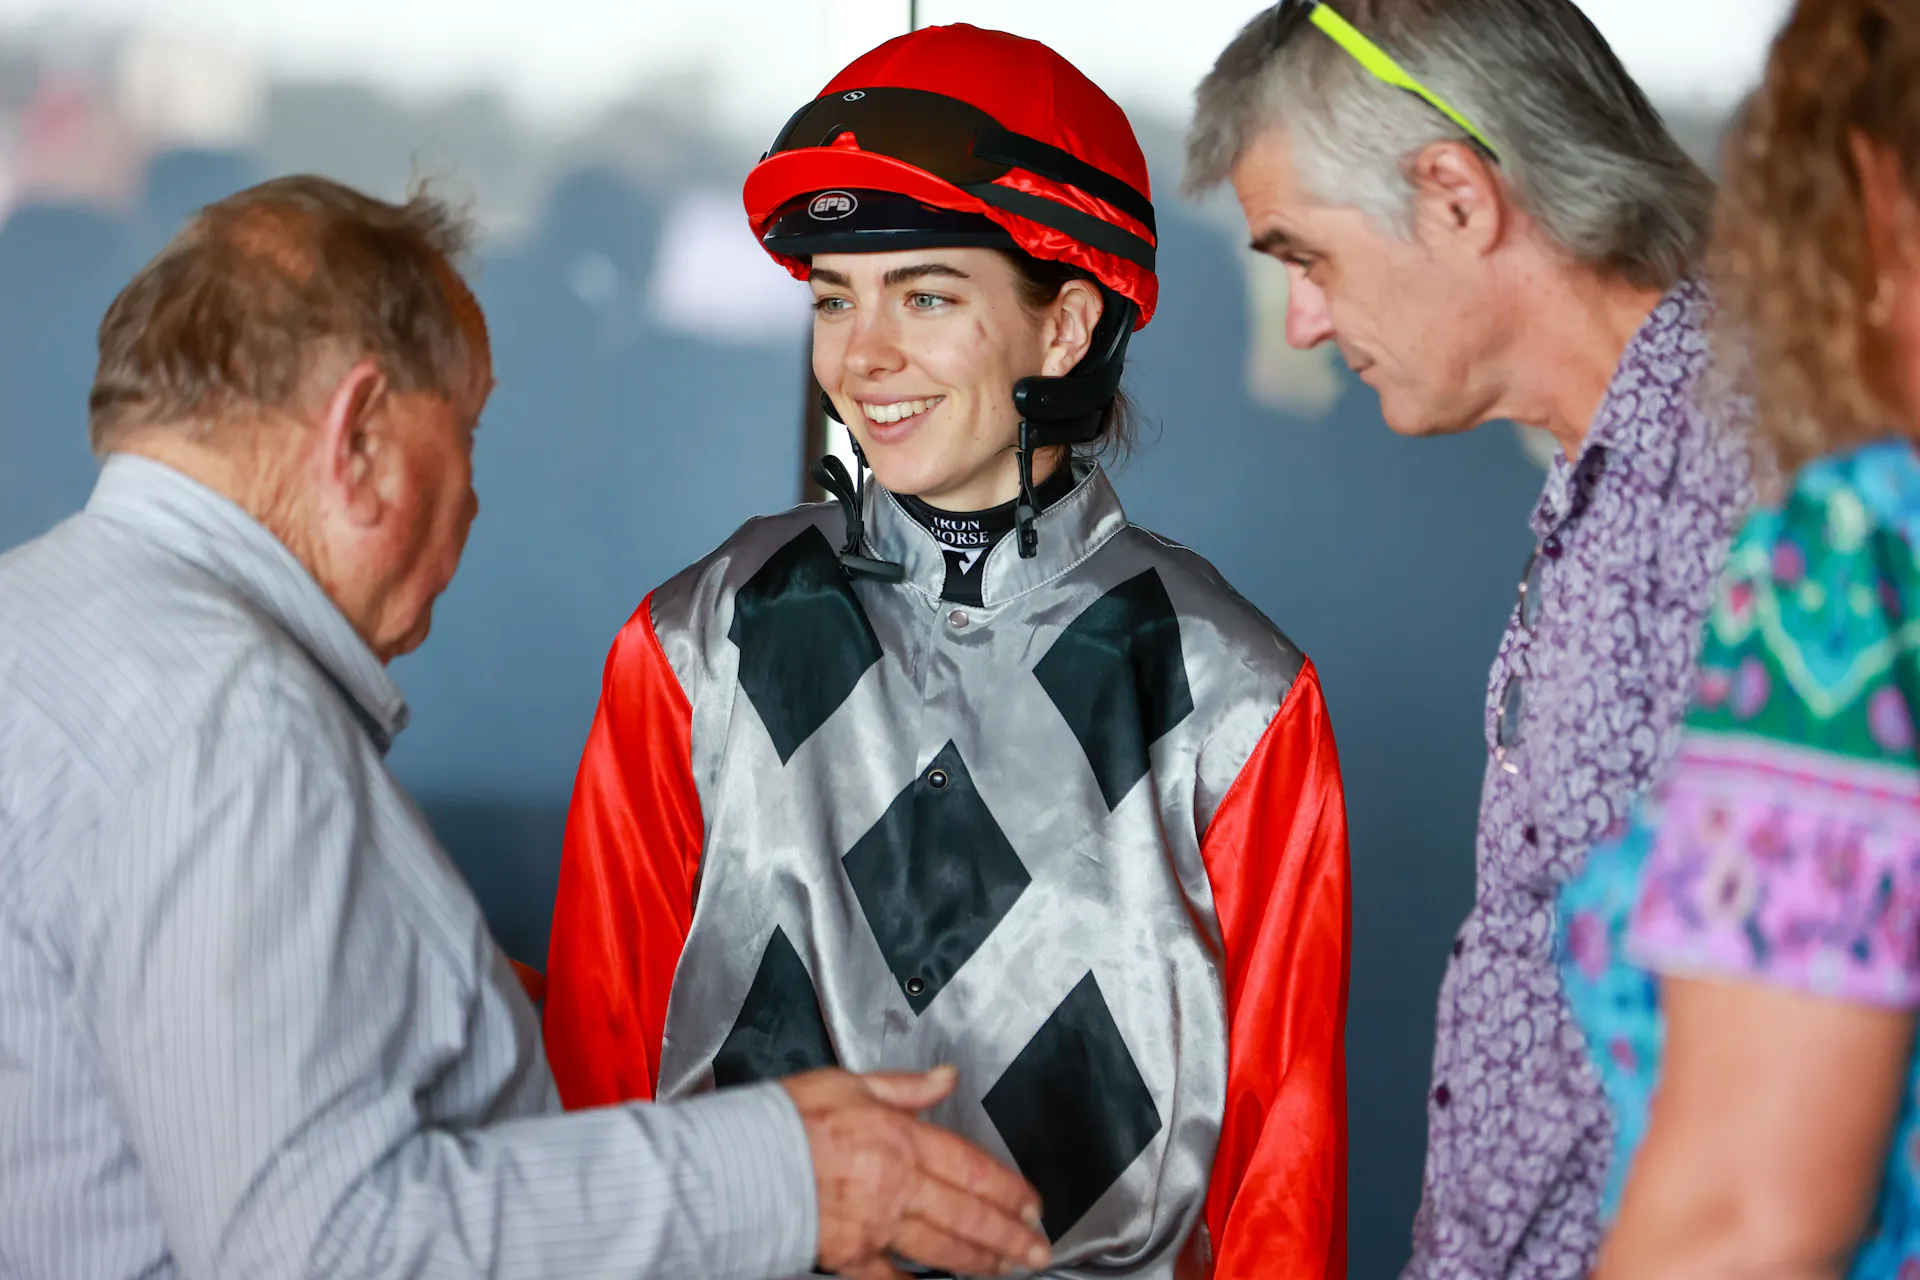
[960,182,1154,271]
[968,124,1155,236]
[763,188,1016,258]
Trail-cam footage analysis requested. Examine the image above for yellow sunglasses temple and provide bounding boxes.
[1306,3,1502,160]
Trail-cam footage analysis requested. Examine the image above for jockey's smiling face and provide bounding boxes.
[809,247,1102,511]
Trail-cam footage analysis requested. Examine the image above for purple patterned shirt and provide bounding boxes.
[1403,279,1752,1279]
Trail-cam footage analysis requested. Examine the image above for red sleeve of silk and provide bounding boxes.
[1202,658,1351,1280]
[542,592,701,1108]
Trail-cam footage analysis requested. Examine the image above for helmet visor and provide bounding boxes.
[762,83,1157,268]
[766,86,1015,188]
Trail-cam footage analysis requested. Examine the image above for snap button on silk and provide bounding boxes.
[948,609,969,629]
[926,769,949,790]
[1434,1083,1452,1108]
[905,976,927,998]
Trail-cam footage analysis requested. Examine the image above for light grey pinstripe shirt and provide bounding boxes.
[0,454,818,1279]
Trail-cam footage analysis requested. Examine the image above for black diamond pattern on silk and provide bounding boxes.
[1033,568,1195,810]
[729,525,884,764]
[842,741,1030,1014]
[711,927,839,1087]
[982,973,1163,1242]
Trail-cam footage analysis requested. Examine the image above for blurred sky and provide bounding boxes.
[0,0,1796,135]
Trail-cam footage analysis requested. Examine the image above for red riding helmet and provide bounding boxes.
[743,24,1158,327]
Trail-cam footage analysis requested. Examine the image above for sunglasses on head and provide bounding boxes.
[1267,0,1502,164]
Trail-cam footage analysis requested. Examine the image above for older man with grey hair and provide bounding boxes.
[1187,2,1752,1276]
[0,174,1053,1280]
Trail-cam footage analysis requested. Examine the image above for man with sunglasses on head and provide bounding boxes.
[1187,2,1752,1277]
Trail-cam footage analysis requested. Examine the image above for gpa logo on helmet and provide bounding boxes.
[809,191,859,221]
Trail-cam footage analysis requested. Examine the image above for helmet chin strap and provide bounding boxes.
[812,285,1137,572]
[810,411,907,582]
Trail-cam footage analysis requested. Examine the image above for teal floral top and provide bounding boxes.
[1559,438,1920,1276]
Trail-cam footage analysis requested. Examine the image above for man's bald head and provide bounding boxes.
[88,175,485,452]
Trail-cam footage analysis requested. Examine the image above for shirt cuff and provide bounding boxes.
[661,1082,818,1280]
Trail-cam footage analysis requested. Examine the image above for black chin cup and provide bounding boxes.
[1012,287,1137,451]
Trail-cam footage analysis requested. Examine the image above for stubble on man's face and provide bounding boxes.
[385,368,491,659]
[379,397,483,660]
[364,280,493,662]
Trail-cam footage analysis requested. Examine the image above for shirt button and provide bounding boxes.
[947,609,969,629]
[1523,825,1538,845]
[1542,535,1564,560]
[1452,937,1464,958]
[905,976,927,998]
[926,768,949,790]
[1434,1083,1452,1109]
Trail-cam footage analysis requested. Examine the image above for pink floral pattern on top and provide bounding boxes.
[1632,737,1920,1007]
[1406,279,1752,1280]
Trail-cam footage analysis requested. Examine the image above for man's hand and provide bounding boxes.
[781,1066,1051,1280]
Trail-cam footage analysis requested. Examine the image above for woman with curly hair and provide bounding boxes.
[1556,1,1920,1275]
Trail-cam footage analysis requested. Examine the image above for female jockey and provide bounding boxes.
[542,24,1351,1278]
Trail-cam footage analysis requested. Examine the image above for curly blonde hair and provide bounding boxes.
[1711,0,1920,474]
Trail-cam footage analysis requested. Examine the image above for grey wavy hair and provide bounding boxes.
[1185,0,1715,291]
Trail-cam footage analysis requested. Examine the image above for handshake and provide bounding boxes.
[782,1066,1053,1280]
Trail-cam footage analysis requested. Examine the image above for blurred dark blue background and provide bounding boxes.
[0,146,1542,1276]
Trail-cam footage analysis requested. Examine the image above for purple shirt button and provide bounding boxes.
[1434,1083,1452,1108]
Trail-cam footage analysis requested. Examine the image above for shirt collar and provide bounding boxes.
[1532,276,1712,537]
[865,456,1130,607]
[85,454,410,750]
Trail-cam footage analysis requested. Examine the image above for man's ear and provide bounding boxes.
[1042,279,1106,377]
[1409,140,1506,257]
[317,358,391,528]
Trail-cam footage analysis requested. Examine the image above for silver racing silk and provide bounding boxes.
[648,459,1303,1277]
